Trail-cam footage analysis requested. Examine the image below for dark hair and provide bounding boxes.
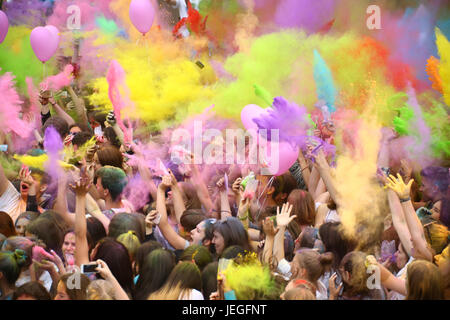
[13,281,51,300]
[134,241,163,275]
[93,111,108,130]
[96,166,128,201]
[0,211,17,237]
[298,226,320,249]
[59,273,91,300]
[86,217,107,248]
[0,250,27,285]
[72,131,93,148]
[164,261,202,292]
[214,217,251,253]
[319,222,356,270]
[180,245,212,271]
[103,126,121,148]
[42,117,69,139]
[108,213,145,243]
[201,261,218,299]
[288,190,315,226]
[180,209,206,232]
[272,173,298,202]
[26,216,63,257]
[92,237,134,297]
[220,245,246,259]
[179,182,202,210]
[96,146,124,169]
[15,211,40,226]
[135,249,176,300]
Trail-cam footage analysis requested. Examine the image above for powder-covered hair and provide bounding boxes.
[96,166,128,201]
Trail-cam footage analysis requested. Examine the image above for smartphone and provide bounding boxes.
[81,263,99,273]
[0,145,7,152]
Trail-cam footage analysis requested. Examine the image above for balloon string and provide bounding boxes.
[42,62,46,82]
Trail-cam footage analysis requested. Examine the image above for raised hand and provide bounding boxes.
[385,173,413,200]
[262,217,279,237]
[19,166,35,187]
[328,273,343,300]
[276,202,296,228]
[145,209,161,227]
[216,177,226,192]
[159,174,173,191]
[106,111,117,126]
[399,159,413,182]
[231,177,243,195]
[95,259,114,281]
[69,166,92,196]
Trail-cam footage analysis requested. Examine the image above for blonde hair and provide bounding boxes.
[424,222,449,255]
[291,249,333,283]
[284,287,316,300]
[87,280,115,300]
[117,231,141,261]
[406,260,444,300]
[147,283,189,300]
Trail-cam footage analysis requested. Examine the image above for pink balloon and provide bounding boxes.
[30,25,60,63]
[262,140,299,176]
[241,104,268,131]
[45,25,61,46]
[129,0,155,35]
[0,10,8,44]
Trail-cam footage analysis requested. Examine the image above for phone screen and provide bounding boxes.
[81,264,99,273]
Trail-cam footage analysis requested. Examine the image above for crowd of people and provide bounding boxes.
[0,0,449,301]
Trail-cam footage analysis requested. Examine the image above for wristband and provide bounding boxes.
[224,290,237,300]
[400,197,411,203]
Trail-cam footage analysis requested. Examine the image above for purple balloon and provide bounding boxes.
[30,25,60,63]
[129,0,155,35]
[0,10,8,44]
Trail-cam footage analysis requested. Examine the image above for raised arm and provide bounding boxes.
[71,170,91,266]
[313,149,340,207]
[386,174,433,261]
[96,259,130,300]
[189,157,214,214]
[273,203,296,264]
[386,189,413,256]
[262,217,279,265]
[48,95,76,126]
[53,171,76,227]
[217,176,232,221]
[0,157,10,196]
[297,149,311,189]
[156,175,189,250]
[169,169,187,225]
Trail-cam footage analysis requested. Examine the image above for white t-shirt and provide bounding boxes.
[315,202,340,223]
[179,288,204,300]
[172,0,201,38]
[389,256,414,300]
[16,269,53,293]
[0,181,22,223]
